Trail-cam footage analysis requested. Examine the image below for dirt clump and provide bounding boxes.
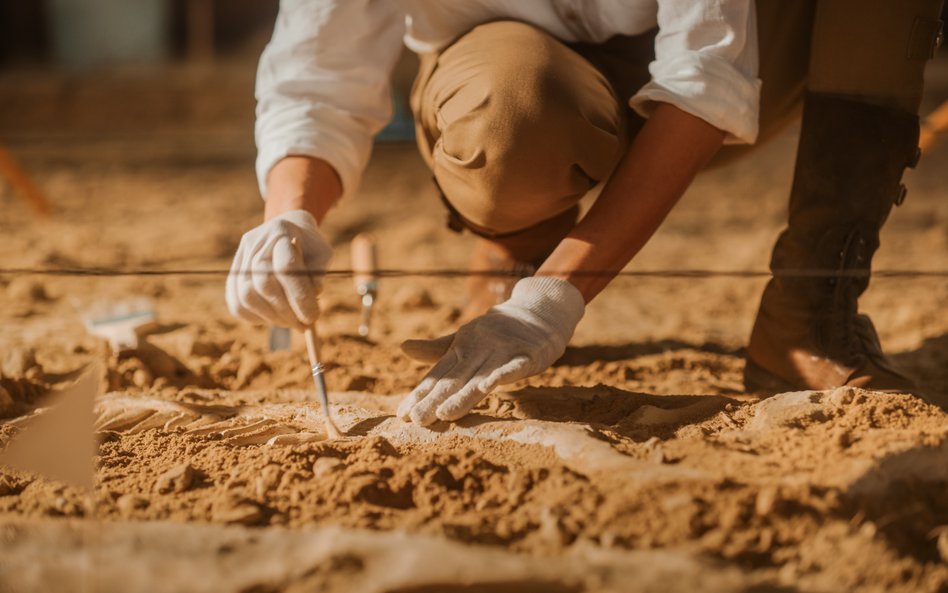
[154,463,197,494]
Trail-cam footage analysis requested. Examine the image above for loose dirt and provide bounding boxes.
[1,59,947,592]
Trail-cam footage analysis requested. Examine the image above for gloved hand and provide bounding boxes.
[397,276,585,426]
[226,210,332,330]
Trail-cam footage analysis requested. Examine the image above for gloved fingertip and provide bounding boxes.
[296,309,319,328]
[395,394,418,420]
[435,401,468,422]
[409,407,436,427]
[408,395,443,426]
[231,306,266,327]
[400,334,455,363]
[225,298,239,319]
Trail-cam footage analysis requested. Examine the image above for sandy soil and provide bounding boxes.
[1,58,947,592]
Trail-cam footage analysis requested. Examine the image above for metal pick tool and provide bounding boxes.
[303,325,343,439]
[351,234,379,338]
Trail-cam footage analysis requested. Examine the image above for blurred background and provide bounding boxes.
[1,0,276,67]
[1,0,277,171]
[0,0,417,152]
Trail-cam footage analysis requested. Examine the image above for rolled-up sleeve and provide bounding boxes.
[629,0,761,144]
[255,0,405,199]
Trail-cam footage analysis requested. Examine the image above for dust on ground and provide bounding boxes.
[1,59,947,593]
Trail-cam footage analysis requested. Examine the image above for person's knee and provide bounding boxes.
[431,22,621,233]
[435,21,588,163]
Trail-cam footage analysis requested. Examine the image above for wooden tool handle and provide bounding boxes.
[0,147,51,217]
[303,325,321,363]
[351,234,378,288]
[920,99,948,155]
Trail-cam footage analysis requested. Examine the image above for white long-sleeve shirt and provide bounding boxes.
[256,0,760,199]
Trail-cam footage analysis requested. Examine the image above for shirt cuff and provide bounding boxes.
[255,109,374,201]
[629,51,762,145]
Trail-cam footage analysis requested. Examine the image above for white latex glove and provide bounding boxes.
[226,210,332,330]
[397,276,585,426]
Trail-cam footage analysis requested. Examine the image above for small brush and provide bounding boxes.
[303,325,343,439]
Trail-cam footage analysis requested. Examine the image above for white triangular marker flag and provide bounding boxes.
[0,367,98,490]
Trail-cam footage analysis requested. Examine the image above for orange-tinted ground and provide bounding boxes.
[1,56,947,592]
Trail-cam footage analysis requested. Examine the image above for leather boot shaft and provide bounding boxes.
[746,94,925,397]
[771,94,920,306]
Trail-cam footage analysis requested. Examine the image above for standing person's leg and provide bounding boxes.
[746,0,945,397]
[410,21,625,323]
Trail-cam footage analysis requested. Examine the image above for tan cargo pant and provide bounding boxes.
[411,1,945,248]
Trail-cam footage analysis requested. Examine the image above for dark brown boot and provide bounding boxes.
[746,94,924,395]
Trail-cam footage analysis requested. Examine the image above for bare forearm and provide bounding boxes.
[538,103,726,301]
[263,156,343,223]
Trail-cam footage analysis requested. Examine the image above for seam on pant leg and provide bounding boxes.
[907,16,944,59]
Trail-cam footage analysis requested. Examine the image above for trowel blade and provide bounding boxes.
[269,327,291,352]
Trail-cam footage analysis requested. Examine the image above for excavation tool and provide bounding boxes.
[919,98,948,155]
[262,238,341,437]
[269,327,291,352]
[0,145,52,217]
[351,234,379,338]
[80,297,157,352]
[304,325,343,439]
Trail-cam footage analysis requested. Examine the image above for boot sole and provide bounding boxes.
[743,358,946,411]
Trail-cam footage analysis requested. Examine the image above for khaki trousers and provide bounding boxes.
[411,1,944,245]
